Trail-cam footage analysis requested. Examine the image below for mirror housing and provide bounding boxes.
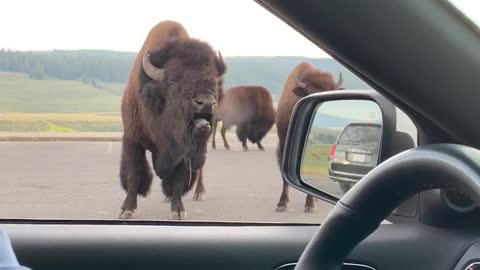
[282,90,416,204]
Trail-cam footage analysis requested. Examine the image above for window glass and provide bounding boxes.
[338,125,382,146]
[0,0,382,223]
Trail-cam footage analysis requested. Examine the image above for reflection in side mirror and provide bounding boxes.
[301,100,382,198]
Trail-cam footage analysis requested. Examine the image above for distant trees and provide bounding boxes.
[28,64,46,80]
[0,49,369,96]
[307,128,340,145]
[0,49,134,83]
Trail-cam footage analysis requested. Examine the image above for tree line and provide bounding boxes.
[0,49,133,83]
[0,49,370,97]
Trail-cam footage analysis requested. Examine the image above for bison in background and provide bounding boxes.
[118,21,226,220]
[275,62,343,213]
[212,86,276,151]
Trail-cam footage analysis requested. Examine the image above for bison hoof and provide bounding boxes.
[304,206,316,213]
[258,146,265,151]
[193,191,206,201]
[243,147,248,151]
[118,210,135,219]
[171,211,188,220]
[275,205,288,212]
[164,197,172,203]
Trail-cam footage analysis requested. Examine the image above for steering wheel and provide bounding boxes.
[294,144,480,270]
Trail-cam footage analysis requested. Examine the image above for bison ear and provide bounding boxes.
[292,87,309,97]
[215,50,227,76]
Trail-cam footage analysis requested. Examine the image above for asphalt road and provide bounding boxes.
[0,140,335,223]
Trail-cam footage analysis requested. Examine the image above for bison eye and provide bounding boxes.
[169,80,176,86]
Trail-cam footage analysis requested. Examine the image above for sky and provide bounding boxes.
[313,100,417,143]
[0,0,329,57]
[316,100,382,124]
[449,0,480,26]
[0,0,479,57]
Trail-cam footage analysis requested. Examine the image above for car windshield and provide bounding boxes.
[0,0,417,224]
[339,125,381,146]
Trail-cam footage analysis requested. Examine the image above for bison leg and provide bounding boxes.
[220,125,231,150]
[236,124,249,151]
[192,169,206,201]
[256,141,265,151]
[248,119,272,152]
[118,140,153,219]
[242,141,248,151]
[211,118,219,150]
[163,162,193,220]
[304,195,316,213]
[276,181,290,212]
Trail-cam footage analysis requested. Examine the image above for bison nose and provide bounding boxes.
[194,99,216,106]
[193,96,216,113]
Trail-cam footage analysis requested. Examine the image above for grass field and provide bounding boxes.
[0,113,122,132]
[301,144,331,176]
[0,72,123,113]
[0,72,120,131]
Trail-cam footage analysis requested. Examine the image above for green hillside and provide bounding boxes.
[0,72,122,113]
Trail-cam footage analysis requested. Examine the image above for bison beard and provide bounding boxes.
[186,118,211,169]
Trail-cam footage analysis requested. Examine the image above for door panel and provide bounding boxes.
[1,223,476,270]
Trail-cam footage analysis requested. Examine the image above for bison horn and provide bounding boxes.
[215,50,227,77]
[142,50,165,81]
[335,72,343,89]
[296,78,307,89]
[215,50,226,86]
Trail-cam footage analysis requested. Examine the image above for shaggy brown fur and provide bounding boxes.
[212,86,276,151]
[118,21,226,220]
[275,62,343,213]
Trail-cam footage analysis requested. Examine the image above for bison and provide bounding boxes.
[118,21,226,220]
[275,62,343,213]
[212,86,276,151]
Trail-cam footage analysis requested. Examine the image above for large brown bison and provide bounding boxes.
[212,86,276,151]
[118,21,226,220]
[275,62,343,213]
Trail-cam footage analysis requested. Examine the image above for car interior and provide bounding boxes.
[3,0,480,269]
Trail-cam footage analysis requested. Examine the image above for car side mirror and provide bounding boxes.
[282,90,418,204]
